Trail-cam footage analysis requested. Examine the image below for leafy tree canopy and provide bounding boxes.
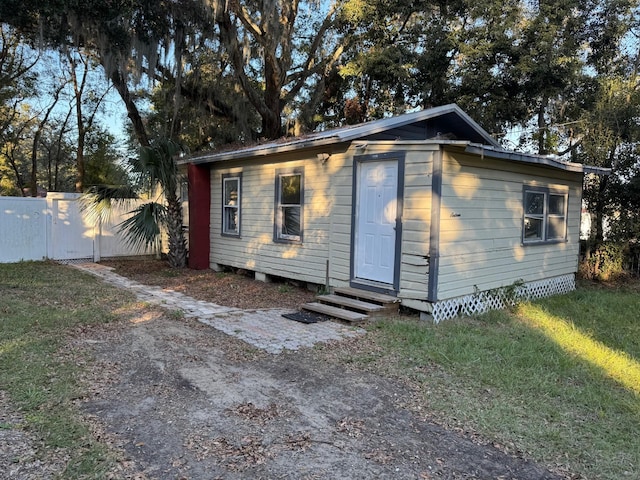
[2,0,640,246]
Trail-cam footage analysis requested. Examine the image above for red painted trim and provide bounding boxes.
[187,163,211,270]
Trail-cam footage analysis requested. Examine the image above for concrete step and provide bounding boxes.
[316,294,385,315]
[301,302,368,323]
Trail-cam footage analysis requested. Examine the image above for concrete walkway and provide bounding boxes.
[72,262,364,354]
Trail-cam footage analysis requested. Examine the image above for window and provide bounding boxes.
[222,174,241,236]
[523,186,567,243]
[275,170,303,242]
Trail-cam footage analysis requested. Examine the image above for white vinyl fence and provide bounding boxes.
[0,193,155,263]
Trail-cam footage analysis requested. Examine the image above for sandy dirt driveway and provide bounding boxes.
[75,310,562,480]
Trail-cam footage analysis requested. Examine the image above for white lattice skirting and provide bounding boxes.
[430,274,576,323]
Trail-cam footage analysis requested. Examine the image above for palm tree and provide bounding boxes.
[83,138,188,268]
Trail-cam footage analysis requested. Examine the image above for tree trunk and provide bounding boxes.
[76,125,85,192]
[54,107,73,191]
[29,85,64,196]
[261,107,282,140]
[29,123,47,196]
[72,62,85,192]
[7,150,26,196]
[165,193,187,268]
[594,175,609,247]
[29,130,39,197]
[594,144,617,246]
[110,68,150,147]
[263,54,283,139]
[68,51,86,192]
[537,99,548,155]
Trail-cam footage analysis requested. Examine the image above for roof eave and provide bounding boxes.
[182,135,342,165]
[464,144,610,175]
[583,165,612,175]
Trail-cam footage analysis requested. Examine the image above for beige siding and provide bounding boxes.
[208,142,438,293]
[207,140,583,310]
[339,143,436,298]
[210,148,354,286]
[398,149,436,300]
[436,150,583,300]
[326,150,355,287]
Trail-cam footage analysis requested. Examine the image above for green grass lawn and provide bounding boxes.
[0,262,138,478]
[355,281,640,480]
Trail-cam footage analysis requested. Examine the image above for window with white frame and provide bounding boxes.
[222,174,241,236]
[275,170,303,242]
[523,186,567,243]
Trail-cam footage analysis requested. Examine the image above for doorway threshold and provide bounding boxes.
[349,278,397,296]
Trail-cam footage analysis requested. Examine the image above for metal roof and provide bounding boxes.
[183,104,501,165]
[181,104,609,176]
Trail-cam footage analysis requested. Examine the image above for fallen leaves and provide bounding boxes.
[283,432,312,452]
[228,402,282,425]
[102,259,316,310]
[184,434,271,471]
[335,416,365,438]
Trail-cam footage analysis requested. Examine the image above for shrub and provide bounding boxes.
[579,242,627,281]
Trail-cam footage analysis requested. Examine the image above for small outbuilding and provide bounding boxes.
[183,104,605,322]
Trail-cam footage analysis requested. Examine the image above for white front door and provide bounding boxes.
[354,159,399,285]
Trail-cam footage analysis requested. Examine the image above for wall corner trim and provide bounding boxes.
[427,148,443,302]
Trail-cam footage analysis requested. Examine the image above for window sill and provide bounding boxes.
[522,238,568,246]
[274,237,302,245]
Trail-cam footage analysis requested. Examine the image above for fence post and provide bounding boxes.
[46,196,53,260]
